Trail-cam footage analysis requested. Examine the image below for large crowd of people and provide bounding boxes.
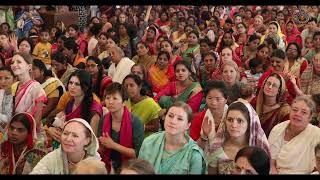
[0,5,319,175]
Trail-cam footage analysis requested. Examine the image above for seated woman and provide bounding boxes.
[30,118,100,174]
[154,60,203,113]
[0,67,15,133]
[32,59,65,122]
[10,52,47,130]
[46,70,102,145]
[190,80,228,153]
[232,146,270,175]
[174,30,201,72]
[221,60,242,104]
[51,51,77,87]
[85,56,112,99]
[160,38,183,65]
[123,74,161,136]
[131,64,153,98]
[197,51,220,88]
[139,101,206,174]
[268,95,320,174]
[131,41,157,70]
[252,73,291,137]
[0,113,47,174]
[148,51,175,94]
[207,100,270,174]
[98,82,144,174]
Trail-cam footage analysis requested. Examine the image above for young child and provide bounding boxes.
[32,28,52,68]
[302,36,314,57]
[244,57,264,87]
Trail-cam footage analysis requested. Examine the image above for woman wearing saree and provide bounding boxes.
[251,73,290,137]
[123,74,161,137]
[10,52,47,130]
[139,101,206,174]
[283,19,302,48]
[32,59,65,122]
[131,41,157,70]
[207,100,270,174]
[197,51,220,88]
[148,51,175,94]
[31,118,100,174]
[0,113,46,174]
[51,51,77,87]
[154,60,203,113]
[46,70,102,146]
[268,96,320,174]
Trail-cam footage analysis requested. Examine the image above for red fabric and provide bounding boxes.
[1,113,35,174]
[100,106,133,171]
[283,19,302,48]
[189,110,206,141]
[99,76,113,98]
[77,34,88,57]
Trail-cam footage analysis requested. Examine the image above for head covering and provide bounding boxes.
[209,99,270,156]
[0,112,38,174]
[256,72,287,116]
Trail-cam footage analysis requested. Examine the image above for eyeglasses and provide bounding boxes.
[287,48,298,52]
[85,64,98,69]
[265,81,280,89]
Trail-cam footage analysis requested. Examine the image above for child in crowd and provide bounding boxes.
[302,36,314,57]
[244,57,264,87]
[32,28,52,68]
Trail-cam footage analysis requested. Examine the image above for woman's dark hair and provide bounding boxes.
[51,51,67,65]
[123,74,147,96]
[86,56,104,97]
[89,23,103,37]
[33,59,53,77]
[18,37,35,53]
[174,60,192,73]
[64,39,79,54]
[204,80,228,99]
[10,113,31,133]
[235,146,270,175]
[271,49,286,60]
[104,82,128,102]
[121,159,155,174]
[286,42,301,58]
[157,51,170,61]
[0,66,14,77]
[101,57,112,70]
[204,50,218,61]
[187,30,199,39]
[264,37,277,50]
[135,41,149,50]
[227,102,250,132]
[160,38,173,49]
[68,24,80,32]
[257,43,269,51]
[131,64,148,80]
[248,57,262,69]
[99,32,120,45]
[248,34,260,43]
[237,22,247,29]
[67,70,93,123]
[159,11,169,21]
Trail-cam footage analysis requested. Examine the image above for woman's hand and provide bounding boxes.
[99,132,116,149]
[202,116,212,138]
[47,127,62,142]
[8,33,18,52]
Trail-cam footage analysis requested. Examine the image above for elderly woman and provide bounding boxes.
[108,46,135,84]
[139,101,206,174]
[268,95,320,174]
[31,118,100,174]
[207,100,270,174]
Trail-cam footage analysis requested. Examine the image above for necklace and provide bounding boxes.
[67,151,86,166]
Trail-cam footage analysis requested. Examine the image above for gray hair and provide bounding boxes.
[111,45,125,58]
[292,95,316,115]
